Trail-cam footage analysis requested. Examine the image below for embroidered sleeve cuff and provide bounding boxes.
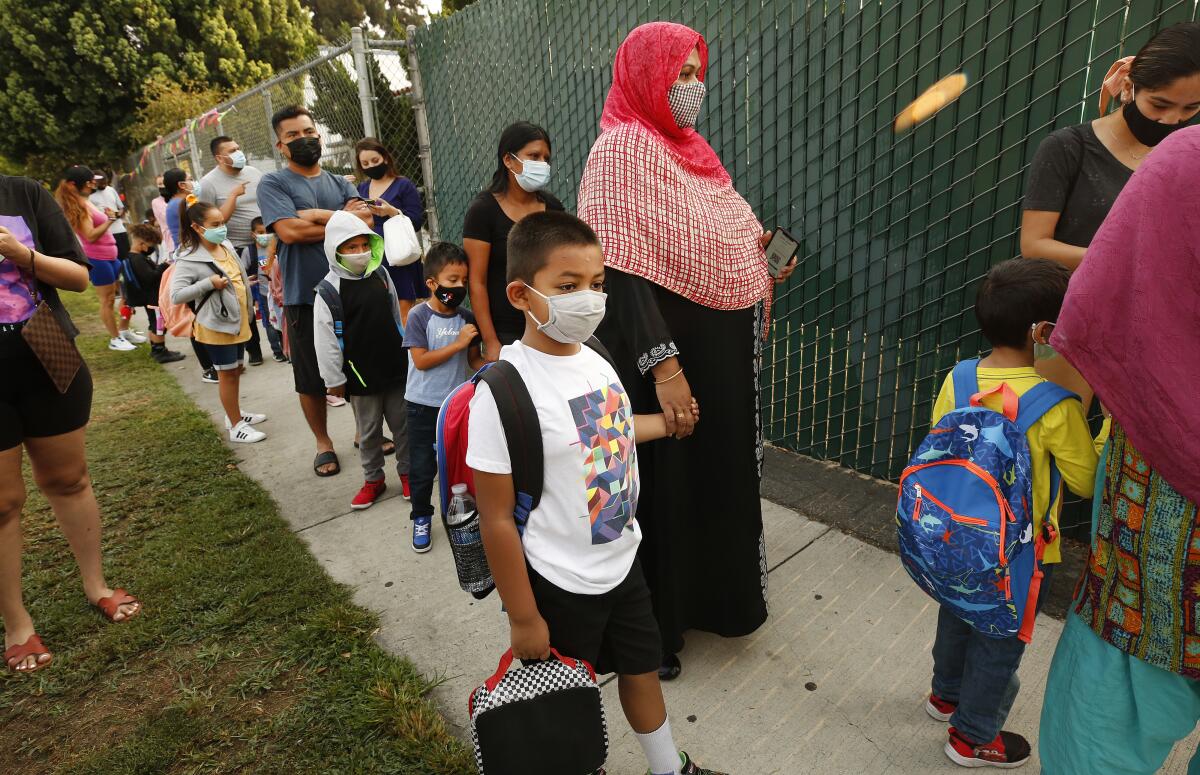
[637,342,679,376]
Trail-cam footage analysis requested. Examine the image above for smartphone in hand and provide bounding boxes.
[765,228,799,278]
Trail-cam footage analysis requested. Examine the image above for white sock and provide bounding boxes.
[635,718,681,775]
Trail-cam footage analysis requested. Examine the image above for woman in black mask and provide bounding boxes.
[1022,23,1200,275]
[354,138,426,326]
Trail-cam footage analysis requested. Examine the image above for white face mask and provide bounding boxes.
[511,155,552,192]
[337,250,372,275]
[524,285,607,344]
[667,80,707,129]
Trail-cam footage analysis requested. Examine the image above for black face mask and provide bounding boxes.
[1123,98,1188,147]
[434,284,467,309]
[362,163,389,180]
[286,136,322,166]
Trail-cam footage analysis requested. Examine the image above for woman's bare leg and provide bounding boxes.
[95,283,119,338]
[218,369,242,427]
[0,444,43,670]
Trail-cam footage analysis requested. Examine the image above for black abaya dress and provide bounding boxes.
[598,267,768,656]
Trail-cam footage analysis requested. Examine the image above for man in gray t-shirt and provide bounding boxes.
[198,136,263,248]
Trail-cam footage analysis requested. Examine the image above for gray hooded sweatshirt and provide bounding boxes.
[314,210,404,389]
[169,238,254,336]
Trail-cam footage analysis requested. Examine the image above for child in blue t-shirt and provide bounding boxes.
[404,243,483,552]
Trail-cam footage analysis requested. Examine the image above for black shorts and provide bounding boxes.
[528,558,661,676]
[0,337,93,451]
[283,304,324,396]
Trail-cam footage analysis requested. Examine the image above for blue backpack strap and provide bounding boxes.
[478,361,543,535]
[1015,381,1077,529]
[315,279,344,351]
[951,359,981,409]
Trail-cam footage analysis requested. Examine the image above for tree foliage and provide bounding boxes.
[124,76,230,148]
[303,0,425,40]
[441,0,480,13]
[0,0,318,174]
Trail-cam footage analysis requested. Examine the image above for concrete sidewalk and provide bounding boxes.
[166,352,1198,774]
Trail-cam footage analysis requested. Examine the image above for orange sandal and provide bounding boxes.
[5,634,52,673]
[93,588,142,622]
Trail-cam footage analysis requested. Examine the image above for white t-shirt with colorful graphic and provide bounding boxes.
[466,341,642,595]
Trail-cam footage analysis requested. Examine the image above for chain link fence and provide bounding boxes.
[412,0,1198,487]
[121,33,428,242]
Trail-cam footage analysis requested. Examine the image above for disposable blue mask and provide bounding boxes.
[255,234,271,247]
[202,225,228,244]
[511,155,551,192]
[229,150,247,169]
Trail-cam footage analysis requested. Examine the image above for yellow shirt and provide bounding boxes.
[931,366,1108,564]
[192,246,251,346]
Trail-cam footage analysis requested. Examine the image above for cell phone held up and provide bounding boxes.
[764,228,799,278]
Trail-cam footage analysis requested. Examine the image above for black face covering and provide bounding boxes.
[434,284,467,309]
[1123,98,1188,147]
[362,163,389,180]
[286,136,322,166]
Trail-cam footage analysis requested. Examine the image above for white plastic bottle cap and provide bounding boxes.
[451,484,469,495]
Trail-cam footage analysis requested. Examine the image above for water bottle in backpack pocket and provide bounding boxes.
[896,359,1074,643]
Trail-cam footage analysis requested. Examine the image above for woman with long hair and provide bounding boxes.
[463,122,564,360]
[579,22,794,680]
[354,137,426,326]
[1,174,141,673]
[54,165,138,352]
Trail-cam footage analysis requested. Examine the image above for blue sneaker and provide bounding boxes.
[412,516,433,553]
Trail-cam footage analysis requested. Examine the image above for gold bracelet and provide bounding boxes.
[654,367,683,385]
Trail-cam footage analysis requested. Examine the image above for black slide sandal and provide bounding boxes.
[313,451,340,477]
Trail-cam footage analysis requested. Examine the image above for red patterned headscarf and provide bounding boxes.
[578,22,772,313]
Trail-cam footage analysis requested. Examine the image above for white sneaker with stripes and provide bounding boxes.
[224,412,268,430]
[229,420,266,444]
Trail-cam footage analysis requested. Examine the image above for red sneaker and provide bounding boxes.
[926,692,957,722]
[946,727,1031,768]
[351,479,387,510]
[401,474,411,500]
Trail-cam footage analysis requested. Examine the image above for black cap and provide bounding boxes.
[63,165,93,187]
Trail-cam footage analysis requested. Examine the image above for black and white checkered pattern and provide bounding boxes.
[469,655,608,774]
[667,80,706,128]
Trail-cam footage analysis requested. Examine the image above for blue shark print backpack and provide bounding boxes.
[896,359,1074,642]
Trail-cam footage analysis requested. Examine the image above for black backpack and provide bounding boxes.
[314,267,391,352]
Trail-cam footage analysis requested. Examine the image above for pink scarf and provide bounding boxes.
[1051,126,1200,503]
[578,22,772,313]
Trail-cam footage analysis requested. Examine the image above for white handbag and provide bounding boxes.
[383,213,423,267]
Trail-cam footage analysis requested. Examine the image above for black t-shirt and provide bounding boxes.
[0,176,89,356]
[1023,123,1134,248]
[122,251,168,307]
[462,190,565,336]
[340,269,407,396]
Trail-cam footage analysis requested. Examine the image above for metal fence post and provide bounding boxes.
[263,90,282,170]
[406,24,440,241]
[352,26,377,138]
[186,123,203,176]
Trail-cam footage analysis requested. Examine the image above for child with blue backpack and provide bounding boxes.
[904,258,1106,768]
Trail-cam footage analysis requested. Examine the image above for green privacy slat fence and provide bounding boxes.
[413,0,1198,482]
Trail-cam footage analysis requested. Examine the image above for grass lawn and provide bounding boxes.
[0,291,474,774]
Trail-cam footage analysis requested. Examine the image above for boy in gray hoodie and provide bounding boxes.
[314,210,409,511]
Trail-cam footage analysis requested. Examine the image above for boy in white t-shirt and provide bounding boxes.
[466,211,721,775]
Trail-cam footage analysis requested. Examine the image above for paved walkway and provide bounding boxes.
[167,352,1198,773]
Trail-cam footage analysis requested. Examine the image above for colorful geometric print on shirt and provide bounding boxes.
[0,215,37,324]
[569,381,639,545]
[1075,423,1200,678]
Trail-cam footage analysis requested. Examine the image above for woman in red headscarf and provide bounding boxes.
[580,22,794,679]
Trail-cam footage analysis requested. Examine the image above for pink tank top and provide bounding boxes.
[81,203,117,261]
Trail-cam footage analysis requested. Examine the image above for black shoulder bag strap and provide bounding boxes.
[315,279,345,351]
[478,361,543,535]
[191,261,227,315]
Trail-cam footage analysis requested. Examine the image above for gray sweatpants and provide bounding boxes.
[349,384,410,482]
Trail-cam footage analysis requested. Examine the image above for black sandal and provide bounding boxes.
[313,450,340,477]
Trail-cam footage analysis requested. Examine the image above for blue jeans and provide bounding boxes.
[254,285,283,358]
[931,565,1054,744]
[407,402,439,520]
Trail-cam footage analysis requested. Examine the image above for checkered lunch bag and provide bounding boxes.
[469,648,608,775]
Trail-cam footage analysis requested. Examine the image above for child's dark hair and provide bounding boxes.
[424,242,468,281]
[128,222,161,246]
[1130,22,1200,91]
[251,215,264,230]
[975,258,1072,349]
[506,211,600,284]
[177,199,221,252]
[488,122,552,194]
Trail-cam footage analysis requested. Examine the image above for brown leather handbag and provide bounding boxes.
[21,293,82,394]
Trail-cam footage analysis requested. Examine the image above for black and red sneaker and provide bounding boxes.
[946,727,1031,768]
[926,692,957,722]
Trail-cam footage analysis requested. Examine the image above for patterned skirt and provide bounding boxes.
[1074,422,1200,679]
